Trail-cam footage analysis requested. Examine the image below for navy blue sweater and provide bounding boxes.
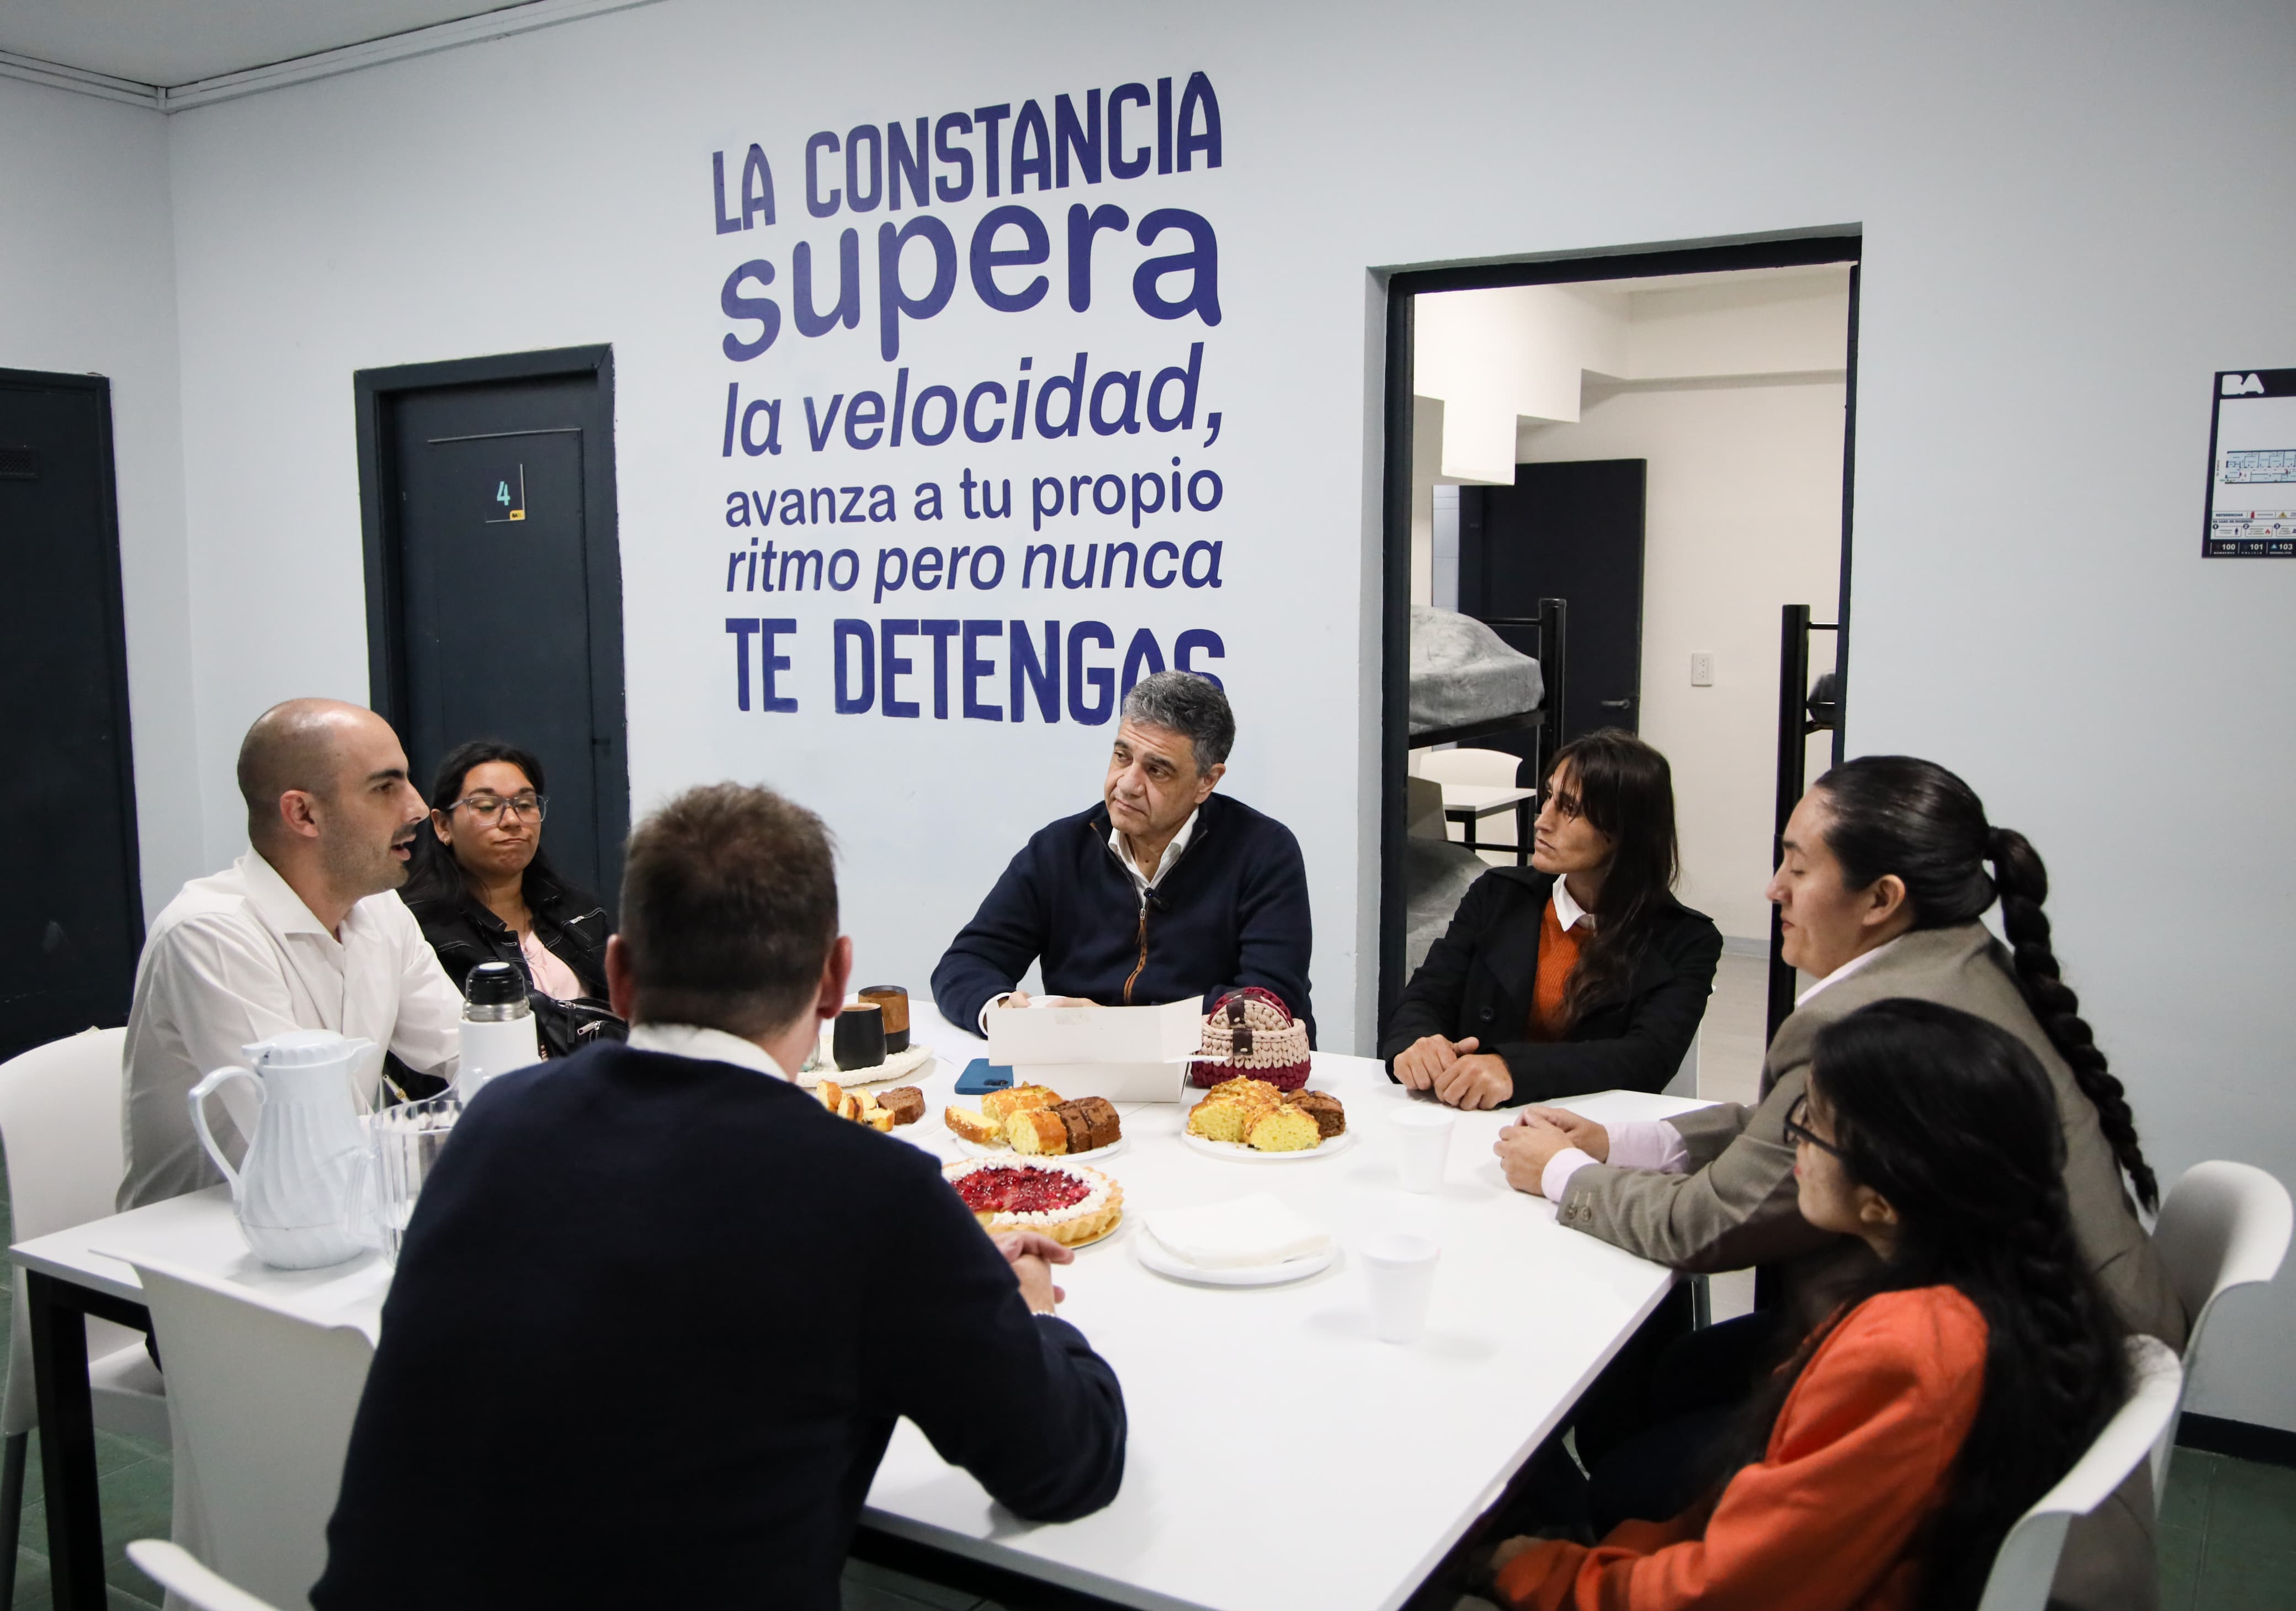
[313,1041,1126,1611]
[932,792,1316,1043]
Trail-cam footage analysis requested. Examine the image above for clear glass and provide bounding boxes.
[371,1090,463,1265]
[449,792,548,824]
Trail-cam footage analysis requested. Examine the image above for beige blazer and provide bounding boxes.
[1554,922,2185,1611]
[1556,922,2185,1347]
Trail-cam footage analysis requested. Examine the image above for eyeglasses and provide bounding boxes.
[1783,1093,1846,1160]
[448,792,548,825]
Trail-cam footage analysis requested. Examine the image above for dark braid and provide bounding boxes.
[1700,1001,2127,1611]
[1815,757,2159,1212]
[1985,825,2159,1213]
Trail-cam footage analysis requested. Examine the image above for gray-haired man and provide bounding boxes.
[931,670,1315,1041]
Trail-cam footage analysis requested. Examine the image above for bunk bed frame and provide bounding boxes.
[1407,596,1570,790]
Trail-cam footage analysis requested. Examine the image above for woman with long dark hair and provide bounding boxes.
[402,739,620,1055]
[1496,756,2177,1611]
[1381,730,1722,1107]
[1489,999,2130,1611]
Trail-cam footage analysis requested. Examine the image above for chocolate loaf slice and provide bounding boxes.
[1287,1090,1345,1138]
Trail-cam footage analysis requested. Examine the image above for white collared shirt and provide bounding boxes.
[1109,807,1200,898]
[1795,933,1907,1008]
[120,850,464,1211]
[1551,877,1592,933]
[626,1021,789,1080]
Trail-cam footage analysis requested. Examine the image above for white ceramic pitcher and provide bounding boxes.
[189,1029,376,1269]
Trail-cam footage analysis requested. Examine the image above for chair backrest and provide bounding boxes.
[2145,1160,2292,1499]
[0,1025,129,1243]
[129,1257,375,1610]
[126,1540,285,1611]
[1405,775,1448,841]
[1414,746,1524,788]
[0,1026,135,1434]
[1975,1335,2182,1611]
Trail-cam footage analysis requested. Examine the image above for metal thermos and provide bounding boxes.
[458,961,541,1096]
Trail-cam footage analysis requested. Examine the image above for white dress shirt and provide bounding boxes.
[1109,807,1199,897]
[626,1021,789,1080]
[119,850,463,1211]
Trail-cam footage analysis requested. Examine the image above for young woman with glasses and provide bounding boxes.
[1492,756,2177,1610]
[1488,999,2130,1611]
[402,739,620,1054]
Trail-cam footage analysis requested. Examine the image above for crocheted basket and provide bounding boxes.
[1188,987,1312,1091]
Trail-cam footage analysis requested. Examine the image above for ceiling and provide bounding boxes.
[0,1,528,87]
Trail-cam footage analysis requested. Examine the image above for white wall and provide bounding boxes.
[123,0,2296,1428]
[0,76,200,918]
[1519,373,1846,941]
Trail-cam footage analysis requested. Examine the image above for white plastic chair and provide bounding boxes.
[1415,746,1531,860]
[0,1026,169,1604]
[1975,1335,2182,1611]
[2145,1160,2293,1506]
[126,1539,285,1611]
[128,1255,375,1610]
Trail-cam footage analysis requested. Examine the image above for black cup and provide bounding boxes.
[857,985,910,1054]
[833,1002,886,1070]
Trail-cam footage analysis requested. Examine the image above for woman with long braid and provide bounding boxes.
[1489,1001,2130,1611]
[1495,756,2179,1610]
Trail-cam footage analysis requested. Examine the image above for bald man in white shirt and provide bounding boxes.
[119,699,462,1210]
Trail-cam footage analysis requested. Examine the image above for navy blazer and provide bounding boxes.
[931,791,1316,1043]
[1380,867,1722,1104]
[313,1041,1126,1611]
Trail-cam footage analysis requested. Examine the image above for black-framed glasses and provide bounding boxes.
[449,792,548,825]
[1783,1093,1845,1160]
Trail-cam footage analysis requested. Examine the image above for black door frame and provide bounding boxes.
[352,345,629,889]
[1378,231,1863,1027]
[0,367,145,1005]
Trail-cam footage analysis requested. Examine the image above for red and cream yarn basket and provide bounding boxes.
[1188,987,1312,1091]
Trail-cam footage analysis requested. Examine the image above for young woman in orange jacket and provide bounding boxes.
[1490,999,2129,1611]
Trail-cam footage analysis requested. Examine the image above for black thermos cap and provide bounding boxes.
[465,961,525,1006]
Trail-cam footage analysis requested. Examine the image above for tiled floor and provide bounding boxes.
[4,1121,2290,1610]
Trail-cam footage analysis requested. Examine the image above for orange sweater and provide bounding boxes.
[1527,899,1585,1042]
[1495,1287,1988,1611]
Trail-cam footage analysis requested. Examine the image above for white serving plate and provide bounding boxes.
[950,1132,1128,1165]
[1180,1126,1357,1164]
[1135,1232,1338,1287]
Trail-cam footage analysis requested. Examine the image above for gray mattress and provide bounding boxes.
[1409,607,1543,737]
[1403,835,1490,979]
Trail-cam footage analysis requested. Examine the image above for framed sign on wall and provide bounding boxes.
[2204,368,2296,557]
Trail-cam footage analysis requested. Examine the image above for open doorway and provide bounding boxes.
[1379,235,1859,1115]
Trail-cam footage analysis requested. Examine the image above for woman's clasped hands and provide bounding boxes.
[1391,1034,1515,1110]
[1492,1106,1611,1196]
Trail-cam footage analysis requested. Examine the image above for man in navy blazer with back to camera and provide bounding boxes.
[932,669,1315,1041]
[315,783,1126,1611]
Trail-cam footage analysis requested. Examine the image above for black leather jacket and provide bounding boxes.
[403,869,621,1057]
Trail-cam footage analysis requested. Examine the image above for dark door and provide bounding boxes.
[1460,458,1647,772]
[0,371,143,1058]
[356,349,626,910]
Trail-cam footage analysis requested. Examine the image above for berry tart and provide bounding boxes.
[942,1157,1124,1247]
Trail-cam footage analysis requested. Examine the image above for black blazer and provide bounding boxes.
[1380,867,1723,1105]
[314,1042,1127,1611]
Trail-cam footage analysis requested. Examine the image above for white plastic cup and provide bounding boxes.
[1391,1106,1456,1194]
[1361,1233,1442,1343]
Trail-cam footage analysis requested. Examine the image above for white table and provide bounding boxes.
[12,1004,1705,1611]
[1440,783,1538,865]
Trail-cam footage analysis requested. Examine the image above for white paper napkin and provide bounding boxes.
[1144,1195,1331,1270]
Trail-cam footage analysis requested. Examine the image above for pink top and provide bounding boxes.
[520,928,587,1002]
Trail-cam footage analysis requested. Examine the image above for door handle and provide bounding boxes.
[1599,698,1633,709]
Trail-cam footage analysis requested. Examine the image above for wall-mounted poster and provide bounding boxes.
[2204,368,2296,557]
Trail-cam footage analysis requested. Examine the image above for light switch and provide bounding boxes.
[1689,652,1715,687]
